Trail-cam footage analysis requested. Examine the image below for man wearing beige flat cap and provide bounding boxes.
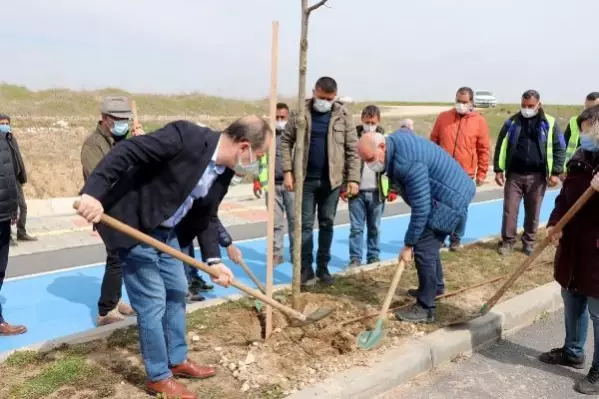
[81,96,144,326]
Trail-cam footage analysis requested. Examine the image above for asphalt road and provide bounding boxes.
[379,308,596,399]
[5,190,506,279]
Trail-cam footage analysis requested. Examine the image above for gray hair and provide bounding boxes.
[224,115,273,150]
[399,119,414,130]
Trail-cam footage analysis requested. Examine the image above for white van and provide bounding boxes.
[473,90,497,108]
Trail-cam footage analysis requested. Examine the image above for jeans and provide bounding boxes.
[183,245,200,284]
[265,184,295,259]
[502,172,547,246]
[348,190,384,262]
[98,247,123,316]
[414,228,447,309]
[0,220,11,322]
[450,213,467,244]
[301,179,341,272]
[119,228,189,382]
[562,288,599,367]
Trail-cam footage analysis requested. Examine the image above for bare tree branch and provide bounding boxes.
[307,0,329,14]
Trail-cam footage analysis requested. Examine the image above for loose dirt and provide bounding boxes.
[0,238,556,399]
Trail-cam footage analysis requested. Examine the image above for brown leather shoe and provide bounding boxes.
[170,359,216,379]
[146,378,197,399]
[0,322,27,336]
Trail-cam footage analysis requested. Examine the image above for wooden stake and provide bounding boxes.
[131,99,143,135]
[265,20,280,339]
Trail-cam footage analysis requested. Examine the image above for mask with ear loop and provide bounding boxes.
[233,146,260,176]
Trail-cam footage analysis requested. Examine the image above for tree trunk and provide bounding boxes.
[292,0,310,311]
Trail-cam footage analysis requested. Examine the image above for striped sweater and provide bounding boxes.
[385,132,476,246]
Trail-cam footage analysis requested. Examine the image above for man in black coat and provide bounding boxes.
[76,115,271,399]
[0,115,36,246]
[0,117,27,336]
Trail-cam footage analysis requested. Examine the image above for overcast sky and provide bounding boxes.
[1,0,596,104]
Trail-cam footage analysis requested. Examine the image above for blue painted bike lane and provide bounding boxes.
[0,191,559,354]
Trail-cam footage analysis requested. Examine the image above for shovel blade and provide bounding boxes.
[290,307,332,327]
[356,319,385,350]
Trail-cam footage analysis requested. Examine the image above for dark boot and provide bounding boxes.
[300,266,316,287]
[316,265,334,286]
[347,259,361,269]
[189,276,213,292]
[395,303,435,323]
[498,241,513,256]
[539,347,585,369]
[367,257,380,264]
[407,288,444,298]
[17,233,37,242]
[575,366,599,395]
[523,243,534,256]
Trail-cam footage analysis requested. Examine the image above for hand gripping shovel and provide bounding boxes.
[450,186,596,326]
[357,259,405,350]
[74,201,331,327]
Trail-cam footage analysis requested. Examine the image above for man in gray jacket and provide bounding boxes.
[280,77,360,287]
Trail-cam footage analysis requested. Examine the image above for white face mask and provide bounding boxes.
[230,175,244,185]
[313,99,333,113]
[276,120,287,130]
[521,107,538,119]
[455,103,470,115]
[363,124,377,133]
[366,161,385,173]
[233,147,260,176]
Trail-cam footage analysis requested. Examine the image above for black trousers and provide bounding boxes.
[0,220,12,322]
[414,228,447,309]
[15,183,27,237]
[98,247,123,316]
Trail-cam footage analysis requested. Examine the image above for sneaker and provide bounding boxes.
[316,266,334,286]
[575,366,599,395]
[449,241,464,252]
[523,245,534,256]
[347,259,361,268]
[300,267,316,287]
[9,237,17,247]
[189,276,214,292]
[17,233,38,242]
[407,288,444,298]
[395,304,435,323]
[498,242,513,256]
[117,301,136,316]
[97,308,126,326]
[367,257,380,264]
[186,291,205,303]
[539,347,585,369]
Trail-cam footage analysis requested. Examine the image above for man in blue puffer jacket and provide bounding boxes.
[357,131,476,322]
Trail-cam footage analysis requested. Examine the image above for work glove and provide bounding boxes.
[253,180,262,199]
[386,192,398,202]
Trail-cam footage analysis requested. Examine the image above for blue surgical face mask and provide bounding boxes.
[580,134,599,152]
[111,120,129,136]
[0,125,11,134]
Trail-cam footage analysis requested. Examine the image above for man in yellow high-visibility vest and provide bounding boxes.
[564,92,599,164]
[493,90,566,256]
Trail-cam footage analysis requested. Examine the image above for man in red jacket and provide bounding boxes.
[430,87,490,251]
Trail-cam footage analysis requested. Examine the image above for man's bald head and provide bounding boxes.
[225,115,272,149]
[358,132,386,169]
[217,114,273,171]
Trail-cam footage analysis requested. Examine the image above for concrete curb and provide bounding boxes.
[286,281,563,399]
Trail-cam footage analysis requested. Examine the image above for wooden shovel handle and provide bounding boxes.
[73,201,308,321]
[239,259,266,294]
[378,260,405,320]
[483,186,595,312]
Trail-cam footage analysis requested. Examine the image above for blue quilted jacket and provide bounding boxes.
[385,132,476,246]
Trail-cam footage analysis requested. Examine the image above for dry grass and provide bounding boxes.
[4,81,579,199]
[0,235,556,399]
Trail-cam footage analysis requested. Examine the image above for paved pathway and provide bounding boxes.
[0,190,559,356]
[379,308,594,399]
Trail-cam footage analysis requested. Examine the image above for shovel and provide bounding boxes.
[450,186,596,326]
[356,259,405,350]
[74,201,331,326]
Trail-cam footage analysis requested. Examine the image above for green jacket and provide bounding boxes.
[81,122,131,181]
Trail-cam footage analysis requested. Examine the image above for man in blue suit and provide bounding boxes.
[357,131,476,323]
